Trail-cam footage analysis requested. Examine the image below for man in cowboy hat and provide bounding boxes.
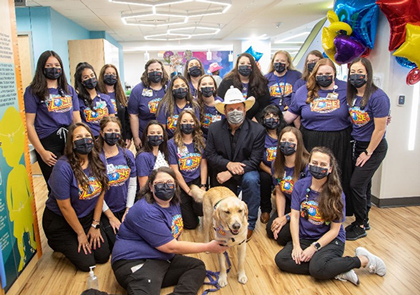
[205,86,265,239]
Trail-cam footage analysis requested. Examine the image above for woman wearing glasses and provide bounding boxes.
[275,147,386,286]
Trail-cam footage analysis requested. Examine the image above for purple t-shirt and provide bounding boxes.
[101,148,136,212]
[168,139,205,183]
[291,177,346,243]
[271,164,310,200]
[262,133,278,168]
[293,78,306,94]
[136,151,157,177]
[24,85,79,139]
[265,70,302,110]
[201,96,224,138]
[111,197,183,263]
[189,81,198,100]
[127,82,167,138]
[156,103,200,138]
[46,157,103,218]
[288,79,350,131]
[349,88,390,142]
[78,93,116,136]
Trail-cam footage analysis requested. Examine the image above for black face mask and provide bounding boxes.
[73,138,94,155]
[200,87,214,97]
[82,77,98,89]
[309,165,329,179]
[104,74,117,85]
[274,62,286,74]
[279,141,296,156]
[44,67,62,80]
[263,118,280,130]
[148,135,164,146]
[238,65,252,77]
[349,74,367,88]
[148,71,163,83]
[180,123,194,134]
[103,132,120,146]
[189,66,202,77]
[316,75,333,88]
[173,88,188,100]
[154,183,175,201]
[307,62,316,73]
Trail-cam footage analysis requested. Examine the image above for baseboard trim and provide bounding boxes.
[372,195,420,208]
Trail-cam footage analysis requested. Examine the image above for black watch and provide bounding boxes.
[91,223,100,229]
[199,184,207,188]
[312,242,321,251]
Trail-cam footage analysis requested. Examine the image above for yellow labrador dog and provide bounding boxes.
[190,185,248,287]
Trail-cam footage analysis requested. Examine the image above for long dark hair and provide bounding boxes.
[156,74,199,117]
[224,52,268,97]
[183,57,205,83]
[306,58,337,104]
[98,64,128,107]
[74,62,98,109]
[64,122,108,192]
[197,74,218,123]
[258,104,287,134]
[301,50,324,81]
[173,109,205,153]
[97,116,126,148]
[139,120,169,160]
[347,57,378,109]
[30,50,69,101]
[140,59,170,88]
[273,126,309,181]
[309,146,343,222]
[139,167,181,205]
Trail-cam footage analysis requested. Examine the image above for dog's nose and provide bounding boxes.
[232,222,241,230]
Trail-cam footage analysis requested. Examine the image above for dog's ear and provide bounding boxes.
[241,201,248,219]
[213,206,221,225]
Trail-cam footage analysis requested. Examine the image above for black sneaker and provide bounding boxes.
[346,224,367,241]
[345,221,357,232]
[364,219,370,231]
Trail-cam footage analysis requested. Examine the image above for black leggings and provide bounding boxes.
[43,207,110,272]
[112,255,206,295]
[180,177,203,229]
[259,170,273,213]
[275,238,361,279]
[101,208,126,251]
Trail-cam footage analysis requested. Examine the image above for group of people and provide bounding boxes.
[24,48,389,294]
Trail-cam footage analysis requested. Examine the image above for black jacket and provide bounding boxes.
[115,98,132,141]
[205,118,265,175]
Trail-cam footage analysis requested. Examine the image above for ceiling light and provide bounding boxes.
[144,33,192,41]
[110,0,192,6]
[274,32,310,44]
[168,26,220,36]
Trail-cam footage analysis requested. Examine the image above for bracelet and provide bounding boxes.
[199,184,207,188]
[285,214,290,222]
[363,149,372,156]
[93,219,100,223]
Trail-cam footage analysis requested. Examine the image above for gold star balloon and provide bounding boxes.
[393,23,420,69]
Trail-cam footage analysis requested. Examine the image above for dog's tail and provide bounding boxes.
[189,184,205,203]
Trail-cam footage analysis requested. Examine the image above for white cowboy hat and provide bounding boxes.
[215,86,255,115]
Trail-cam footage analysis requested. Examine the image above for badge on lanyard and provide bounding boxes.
[326,92,338,100]
[143,89,153,97]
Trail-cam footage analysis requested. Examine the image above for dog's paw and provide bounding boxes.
[238,273,248,284]
[218,274,228,287]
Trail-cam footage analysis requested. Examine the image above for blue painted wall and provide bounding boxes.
[15,7,124,85]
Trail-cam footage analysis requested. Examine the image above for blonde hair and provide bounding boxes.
[268,50,296,73]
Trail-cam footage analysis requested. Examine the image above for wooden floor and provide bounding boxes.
[15,175,420,295]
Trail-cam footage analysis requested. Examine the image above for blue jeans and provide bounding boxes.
[239,171,261,230]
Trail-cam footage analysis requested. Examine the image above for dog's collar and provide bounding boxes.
[213,224,246,245]
[213,198,227,210]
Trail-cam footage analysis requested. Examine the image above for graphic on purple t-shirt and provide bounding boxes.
[241,83,248,99]
[291,177,346,243]
[46,157,102,218]
[156,103,200,138]
[79,93,116,136]
[136,151,156,177]
[263,133,278,168]
[111,197,183,263]
[349,88,390,142]
[127,82,167,138]
[271,165,309,200]
[168,139,205,183]
[201,96,224,137]
[24,85,79,139]
[288,79,350,131]
[101,148,136,212]
[265,70,302,110]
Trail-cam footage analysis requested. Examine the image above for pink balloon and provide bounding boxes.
[334,35,366,64]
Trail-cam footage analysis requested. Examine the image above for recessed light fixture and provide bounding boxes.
[274,31,310,44]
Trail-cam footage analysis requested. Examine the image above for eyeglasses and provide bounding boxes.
[153,180,175,186]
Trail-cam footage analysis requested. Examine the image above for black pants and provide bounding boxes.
[112,255,206,295]
[35,128,67,191]
[266,210,292,246]
[42,207,110,272]
[351,139,387,225]
[101,208,126,251]
[259,170,273,213]
[180,177,203,229]
[275,238,361,279]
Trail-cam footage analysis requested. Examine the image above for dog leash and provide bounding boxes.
[202,251,231,294]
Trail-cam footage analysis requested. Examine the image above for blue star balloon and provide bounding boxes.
[244,46,263,62]
[396,56,417,69]
[334,0,379,49]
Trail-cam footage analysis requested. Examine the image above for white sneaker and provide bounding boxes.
[335,270,360,286]
[355,247,386,276]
